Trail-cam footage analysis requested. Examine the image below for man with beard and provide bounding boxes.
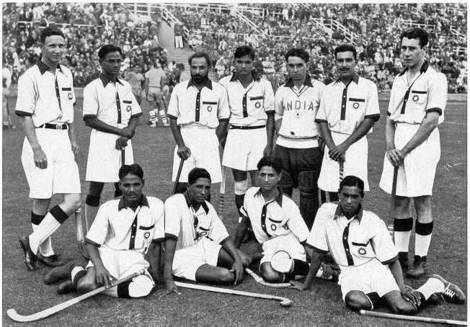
[316,44,380,203]
[167,52,229,194]
[83,45,142,231]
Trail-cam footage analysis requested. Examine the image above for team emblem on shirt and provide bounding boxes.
[412,95,419,102]
[255,101,261,109]
[271,224,277,231]
[68,93,73,100]
[144,232,150,239]
[358,247,366,255]
[353,102,359,109]
[127,105,132,112]
[206,106,212,112]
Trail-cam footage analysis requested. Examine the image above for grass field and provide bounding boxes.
[2,94,467,326]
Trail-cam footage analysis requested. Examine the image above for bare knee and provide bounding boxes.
[260,264,282,283]
[63,193,81,211]
[389,301,418,315]
[216,269,235,284]
[345,291,372,311]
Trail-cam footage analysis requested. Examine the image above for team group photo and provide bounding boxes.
[2,2,467,326]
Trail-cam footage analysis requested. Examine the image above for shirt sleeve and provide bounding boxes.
[217,86,230,120]
[285,199,310,243]
[209,205,230,244]
[274,88,284,119]
[152,200,165,241]
[426,72,447,118]
[315,91,328,123]
[15,72,36,116]
[166,85,179,120]
[130,91,142,117]
[86,203,110,246]
[82,83,99,119]
[263,80,275,113]
[164,196,182,239]
[306,204,330,253]
[387,78,400,116]
[365,81,380,120]
[370,216,398,264]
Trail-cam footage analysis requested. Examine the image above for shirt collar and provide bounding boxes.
[184,191,209,214]
[398,60,430,76]
[285,73,313,88]
[254,187,283,206]
[100,73,124,87]
[229,71,260,82]
[335,73,359,85]
[187,77,213,90]
[118,195,149,211]
[334,204,363,222]
[37,60,63,75]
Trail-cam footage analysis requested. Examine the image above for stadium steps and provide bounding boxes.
[157,15,193,68]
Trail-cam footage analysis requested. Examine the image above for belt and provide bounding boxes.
[277,134,319,140]
[230,125,266,130]
[38,123,68,130]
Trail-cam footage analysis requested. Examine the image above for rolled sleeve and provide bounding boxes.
[82,83,99,118]
[15,73,36,116]
[86,204,110,246]
[307,205,329,252]
[263,80,275,113]
[426,73,447,121]
[286,201,310,243]
[274,89,284,119]
[151,201,165,241]
[315,93,328,122]
[164,196,182,239]
[366,82,380,116]
[210,209,230,244]
[130,92,142,116]
[217,87,230,120]
[167,86,180,119]
[371,218,398,264]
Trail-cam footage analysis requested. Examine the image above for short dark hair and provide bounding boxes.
[334,44,357,60]
[188,52,211,67]
[119,164,144,180]
[400,28,429,48]
[234,45,255,60]
[40,27,65,44]
[285,48,309,63]
[339,175,364,197]
[257,156,282,175]
[98,45,123,60]
[188,168,211,185]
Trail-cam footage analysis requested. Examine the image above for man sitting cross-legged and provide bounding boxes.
[46,164,164,298]
[163,168,249,293]
[293,175,465,313]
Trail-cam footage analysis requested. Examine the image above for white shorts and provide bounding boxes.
[339,259,399,300]
[172,238,221,281]
[21,129,81,199]
[172,127,222,183]
[260,233,306,265]
[379,124,440,197]
[147,87,163,103]
[222,127,267,171]
[86,130,134,183]
[86,246,152,281]
[318,132,369,192]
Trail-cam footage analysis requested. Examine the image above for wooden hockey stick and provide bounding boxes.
[360,310,467,326]
[245,268,291,288]
[218,166,227,220]
[172,158,185,194]
[7,270,145,323]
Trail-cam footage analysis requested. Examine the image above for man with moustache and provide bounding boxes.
[273,48,325,229]
[83,45,142,229]
[316,44,380,203]
[167,52,230,194]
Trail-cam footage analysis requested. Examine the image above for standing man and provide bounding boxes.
[219,45,275,222]
[294,176,465,313]
[273,48,325,229]
[163,168,247,293]
[15,27,81,270]
[145,61,167,126]
[83,45,142,229]
[167,52,229,194]
[124,65,145,105]
[316,44,380,203]
[379,28,447,278]
[3,59,15,128]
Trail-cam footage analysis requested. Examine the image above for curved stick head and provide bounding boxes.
[280,298,292,307]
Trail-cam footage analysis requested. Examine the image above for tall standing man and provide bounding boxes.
[316,44,380,203]
[167,52,229,194]
[219,45,275,222]
[145,61,167,126]
[379,28,447,278]
[83,45,142,228]
[16,27,81,270]
[273,48,325,229]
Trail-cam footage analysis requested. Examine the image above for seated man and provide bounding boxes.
[294,175,465,313]
[48,164,164,298]
[163,168,247,293]
[233,156,312,283]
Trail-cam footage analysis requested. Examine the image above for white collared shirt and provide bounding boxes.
[219,74,274,126]
[15,63,76,126]
[167,79,230,128]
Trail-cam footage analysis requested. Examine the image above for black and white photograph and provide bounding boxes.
[2,2,467,325]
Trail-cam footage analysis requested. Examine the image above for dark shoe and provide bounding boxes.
[38,253,65,267]
[406,257,426,279]
[57,280,76,294]
[428,274,466,305]
[44,261,76,285]
[19,237,37,271]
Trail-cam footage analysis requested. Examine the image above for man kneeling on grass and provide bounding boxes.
[163,168,250,293]
[292,175,465,313]
[45,164,164,297]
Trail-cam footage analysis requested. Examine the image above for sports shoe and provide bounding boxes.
[406,256,426,278]
[57,280,76,294]
[38,253,65,267]
[315,263,339,282]
[19,236,38,271]
[44,261,76,285]
[427,274,466,305]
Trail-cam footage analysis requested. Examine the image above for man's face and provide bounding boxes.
[400,37,425,68]
[119,173,144,204]
[286,56,307,82]
[234,55,254,77]
[336,51,356,79]
[42,35,66,65]
[188,177,211,203]
[338,185,363,217]
[100,51,122,78]
[258,166,280,192]
[190,57,209,83]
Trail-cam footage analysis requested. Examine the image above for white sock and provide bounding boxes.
[394,231,412,252]
[29,213,62,254]
[417,277,445,300]
[32,224,54,256]
[415,234,432,257]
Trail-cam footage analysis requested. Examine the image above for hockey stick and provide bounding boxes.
[175,281,292,307]
[7,269,145,323]
[359,310,467,326]
[388,165,399,238]
[75,208,90,260]
[245,268,291,288]
[172,158,185,194]
[218,166,227,220]
[339,159,344,183]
